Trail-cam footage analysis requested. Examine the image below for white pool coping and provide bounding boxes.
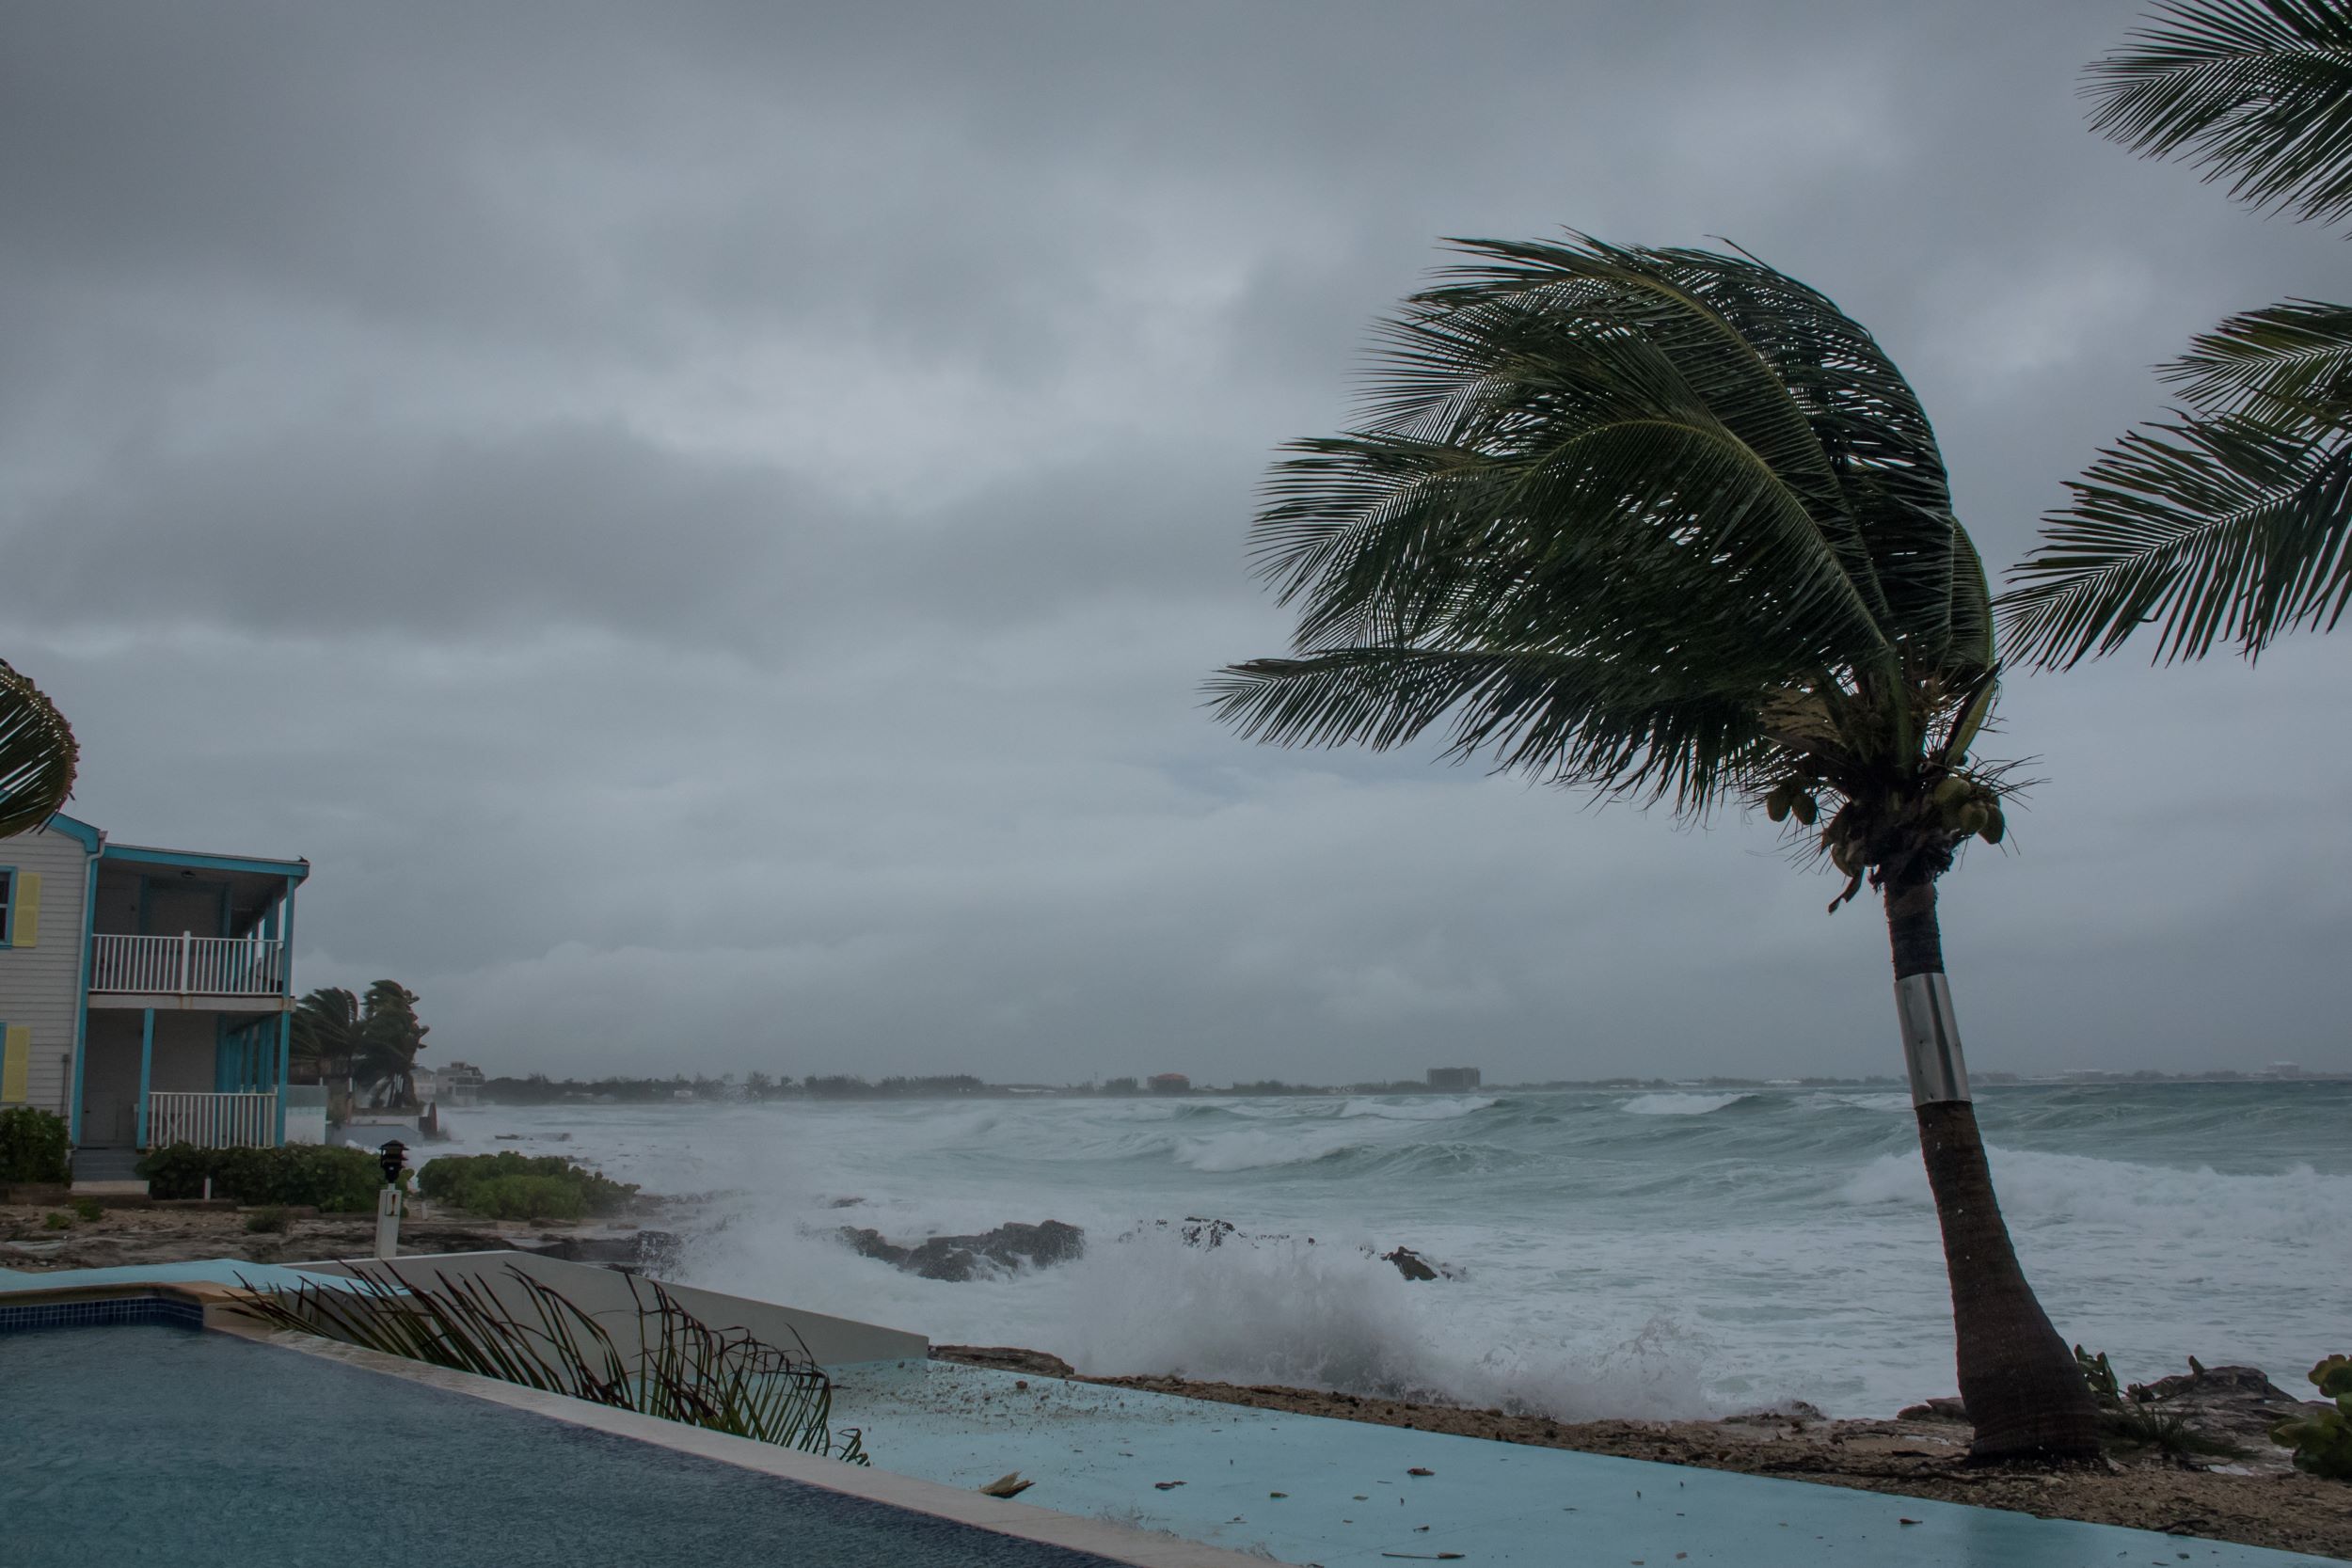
[207,1313,1275,1568]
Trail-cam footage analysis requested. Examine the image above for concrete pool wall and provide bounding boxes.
[294,1247,928,1366]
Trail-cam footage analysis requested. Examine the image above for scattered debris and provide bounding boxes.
[977,1472,1033,1498]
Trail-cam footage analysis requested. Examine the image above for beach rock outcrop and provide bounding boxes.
[1897,1361,2326,1460]
[839,1219,1085,1281]
[1126,1214,1458,1281]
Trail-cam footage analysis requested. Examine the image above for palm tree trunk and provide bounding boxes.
[1884,880,2099,1463]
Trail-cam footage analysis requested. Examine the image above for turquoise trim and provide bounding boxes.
[135,1009,154,1148]
[67,856,96,1145]
[102,843,310,883]
[280,882,297,998]
[274,1012,290,1145]
[43,814,102,852]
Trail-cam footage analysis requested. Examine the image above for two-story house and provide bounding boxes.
[0,813,309,1179]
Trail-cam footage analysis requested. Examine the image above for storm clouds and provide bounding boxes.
[6,2,2345,1081]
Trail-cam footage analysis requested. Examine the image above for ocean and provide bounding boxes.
[427,1081,2351,1421]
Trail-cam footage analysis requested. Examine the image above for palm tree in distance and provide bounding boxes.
[2001,0,2352,666]
[0,658,78,840]
[1210,235,2099,1461]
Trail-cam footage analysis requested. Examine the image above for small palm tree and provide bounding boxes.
[0,658,77,840]
[358,978,428,1109]
[1211,235,2098,1461]
[291,987,363,1085]
[2002,0,2352,665]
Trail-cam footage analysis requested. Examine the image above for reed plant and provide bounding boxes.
[238,1263,866,1465]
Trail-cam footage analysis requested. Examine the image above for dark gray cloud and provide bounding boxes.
[7,0,2346,1083]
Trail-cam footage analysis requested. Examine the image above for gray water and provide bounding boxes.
[433,1080,2352,1419]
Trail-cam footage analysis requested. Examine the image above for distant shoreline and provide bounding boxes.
[466,1072,2349,1107]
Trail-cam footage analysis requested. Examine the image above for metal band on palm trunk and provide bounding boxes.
[1896,972,1971,1105]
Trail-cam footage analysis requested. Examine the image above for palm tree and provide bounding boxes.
[2001,0,2352,666]
[357,978,428,1109]
[0,658,78,840]
[1210,235,2099,1461]
[291,987,363,1084]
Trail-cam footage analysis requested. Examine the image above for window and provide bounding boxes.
[0,869,12,946]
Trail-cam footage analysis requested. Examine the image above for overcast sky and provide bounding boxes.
[6,1,2345,1084]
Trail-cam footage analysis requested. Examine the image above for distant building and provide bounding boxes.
[1147,1072,1191,1094]
[439,1060,485,1107]
[1426,1067,1482,1091]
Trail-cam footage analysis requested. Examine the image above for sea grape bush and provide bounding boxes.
[2274,1356,2352,1481]
[0,1107,71,1184]
[136,1143,380,1212]
[415,1151,636,1218]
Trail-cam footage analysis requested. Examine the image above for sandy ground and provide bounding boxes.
[9,1205,2344,1560]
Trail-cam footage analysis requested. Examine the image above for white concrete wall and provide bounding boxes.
[283,1084,327,1145]
[0,824,91,1121]
[298,1249,929,1369]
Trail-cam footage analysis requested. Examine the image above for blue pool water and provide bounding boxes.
[0,1325,1120,1568]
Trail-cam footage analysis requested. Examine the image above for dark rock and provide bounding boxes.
[1124,1214,1454,1281]
[839,1219,1085,1281]
[2127,1361,2323,1455]
[1898,1397,1970,1423]
[932,1344,1076,1378]
[516,1229,681,1274]
[1382,1246,1439,1282]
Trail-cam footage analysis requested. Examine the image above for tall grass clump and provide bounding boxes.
[238,1264,864,1464]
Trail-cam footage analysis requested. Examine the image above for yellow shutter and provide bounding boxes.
[0,1025,27,1102]
[10,872,39,947]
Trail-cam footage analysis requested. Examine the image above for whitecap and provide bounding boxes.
[1619,1092,1751,1116]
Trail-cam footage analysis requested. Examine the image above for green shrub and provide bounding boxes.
[70,1196,103,1223]
[2275,1355,2352,1481]
[42,1210,71,1229]
[245,1206,293,1235]
[0,1107,71,1184]
[416,1152,635,1217]
[465,1175,588,1221]
[137,1143,380,1212]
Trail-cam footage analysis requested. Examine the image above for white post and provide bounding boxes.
[373,1186,403,1259]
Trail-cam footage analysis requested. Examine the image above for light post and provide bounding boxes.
[373,1139,407,1259]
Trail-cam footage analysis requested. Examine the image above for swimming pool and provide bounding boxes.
[1,1324,1127,1568]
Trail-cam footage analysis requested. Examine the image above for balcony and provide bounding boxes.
[147,1090,277,1150]
[91,933,287,999]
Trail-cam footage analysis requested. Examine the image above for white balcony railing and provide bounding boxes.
[92,933,286,997]
[147,1091,277,1149]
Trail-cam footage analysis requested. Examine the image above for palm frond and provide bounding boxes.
[2000,412,2352,664]
[1216,235,1990,816]
[0,660,77,841]
[2165,297,2352,427]
[2085,0,2352,228]
[1209,645,1773,813]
